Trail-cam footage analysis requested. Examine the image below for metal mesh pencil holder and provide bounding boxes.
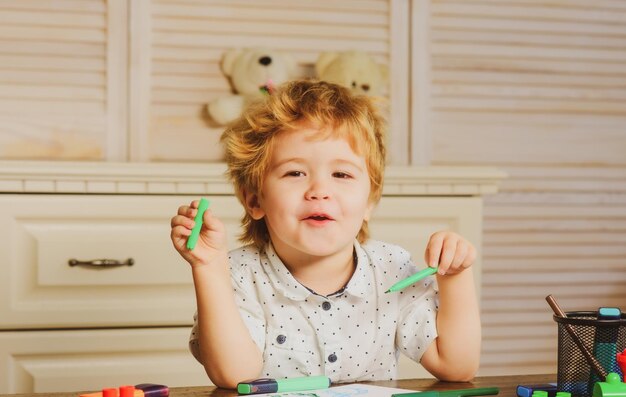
[553,311,626,397]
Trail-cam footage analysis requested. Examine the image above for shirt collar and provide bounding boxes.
[343,240,373,298]
[263,240,374,301]
[264,242,311,301]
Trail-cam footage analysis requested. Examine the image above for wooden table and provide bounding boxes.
[0,374,556,397]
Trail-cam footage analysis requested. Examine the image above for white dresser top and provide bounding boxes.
[0,161,506,196]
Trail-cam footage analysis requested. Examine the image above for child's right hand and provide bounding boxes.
[170,200,228,268]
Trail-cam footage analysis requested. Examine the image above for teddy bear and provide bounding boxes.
[207,48,297,125]
[315,51,388,96]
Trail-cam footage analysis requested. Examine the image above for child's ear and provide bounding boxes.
[244,190,265,220]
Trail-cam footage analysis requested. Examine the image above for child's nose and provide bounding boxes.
[305,189,330,200]
[306,192,329,200]
[305,180,330,200]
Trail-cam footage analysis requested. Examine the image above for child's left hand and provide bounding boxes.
[424,231,476,276]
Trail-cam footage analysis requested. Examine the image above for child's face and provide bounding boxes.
[246,126,374,261]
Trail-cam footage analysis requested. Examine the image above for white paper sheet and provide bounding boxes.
[248,383,416,397]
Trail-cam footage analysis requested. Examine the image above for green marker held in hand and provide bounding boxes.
[187,198,210,250]
[385,266,438,293]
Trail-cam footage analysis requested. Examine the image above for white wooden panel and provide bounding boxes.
[0,194,245,329]
[424,0,626,377]
[106,0,129,160]
[479,172,626,375]
[1,0,410,162]
[129,0,403,163]
[428,0,626,167]
[0,327,209,394]
[410,0,432,165]
[0,0,127,161]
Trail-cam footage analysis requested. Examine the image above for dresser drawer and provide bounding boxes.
[0,327,209,393]
[0,195,245,329]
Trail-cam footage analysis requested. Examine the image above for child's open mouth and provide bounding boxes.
[303,213,334,224]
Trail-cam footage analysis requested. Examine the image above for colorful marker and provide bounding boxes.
[617,348,626,376]
[593,372,624,397]
[516,383,557,397]
[186,198,210,250]
[237,375,330,395]
[589,307,622,391]
[80,386,144,397]
[385,266,438,293]
[135,383,169,397]
[79,384,169,397]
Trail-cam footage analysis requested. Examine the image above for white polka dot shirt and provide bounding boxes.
[189,239,439,382]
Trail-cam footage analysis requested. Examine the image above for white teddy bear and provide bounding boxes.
[207,48,297,125]
[315,51,388,96]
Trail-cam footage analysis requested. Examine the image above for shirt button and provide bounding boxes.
[328,353,337,363]
[322,301,331,311]
[276,334,286,344]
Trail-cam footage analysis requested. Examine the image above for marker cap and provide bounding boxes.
[102,388,118,397]
[119,386,135,397]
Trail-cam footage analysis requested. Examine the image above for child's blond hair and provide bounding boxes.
[221,80,387,249]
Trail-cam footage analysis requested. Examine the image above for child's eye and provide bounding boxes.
[333,172,352,179]
[285,171,305,177]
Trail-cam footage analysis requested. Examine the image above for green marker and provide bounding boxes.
[186,198,210,250]
[593,373,623,397]
[385,266,438,293]
[391,387,499,397]
[237,375,331,395]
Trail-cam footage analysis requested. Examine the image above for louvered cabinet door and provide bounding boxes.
[0,1,128,161]
[0,0,411,163]
[133,0,409,163]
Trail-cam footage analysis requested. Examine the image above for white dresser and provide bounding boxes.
[0,161,504,393]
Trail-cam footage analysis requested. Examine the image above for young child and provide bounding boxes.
[170,80,481,389]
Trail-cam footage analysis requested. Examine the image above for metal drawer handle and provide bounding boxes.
[68,258,135,268]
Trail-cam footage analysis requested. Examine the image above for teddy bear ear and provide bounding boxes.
[221,49,242,77]
[315,52,340,76]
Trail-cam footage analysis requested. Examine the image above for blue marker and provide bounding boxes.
[516,383,557,397]
[589,307,622,393]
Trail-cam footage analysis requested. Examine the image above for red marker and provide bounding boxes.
[617,349,626,379]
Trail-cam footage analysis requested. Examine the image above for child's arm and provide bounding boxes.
[171,200,263,388]
[419,231,481,382]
